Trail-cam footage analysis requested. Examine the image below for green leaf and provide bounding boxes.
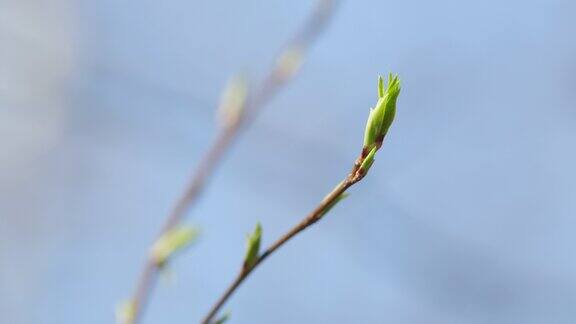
[377,75,384,98]
[379,74,401,139]
[150,225,200,267]
[359,146,377,173]
[371,96,387,139]
[243,222,262,270]
[362,107,377,150]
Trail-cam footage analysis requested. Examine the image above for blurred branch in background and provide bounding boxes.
[124,1,340,323]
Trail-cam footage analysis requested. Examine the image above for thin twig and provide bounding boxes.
[202,57,403,324]
[128,1,339,323]
[201,158,368,324]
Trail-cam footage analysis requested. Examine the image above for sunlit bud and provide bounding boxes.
[243,222,262,271]
[362,74,401,151]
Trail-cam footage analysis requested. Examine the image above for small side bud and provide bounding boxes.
[378,75,384,98]
[319,192,349,218]
[359,146,377,174]
[116,299,136,324]
[243,222,262,271]
[217,75,248,128]
[150,225,200,267]
[214,311,231,324]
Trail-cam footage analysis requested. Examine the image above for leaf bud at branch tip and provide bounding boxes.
[362,74,401,152]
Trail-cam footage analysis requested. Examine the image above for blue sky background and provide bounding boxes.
[1,0,576,323]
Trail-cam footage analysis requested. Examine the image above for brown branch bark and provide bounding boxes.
[201,158,367,324]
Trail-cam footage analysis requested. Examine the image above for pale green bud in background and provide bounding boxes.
[116,300,136,324]
[243,222,262,271]
[275,46,303,80]
[150,225,200,267]
[217,75,248,128]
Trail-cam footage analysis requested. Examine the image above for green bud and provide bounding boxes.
[362,74,401,150]
[359,146,377,173]
[243,222,262,270]
[150,225,200,267]
[319,192,349,218]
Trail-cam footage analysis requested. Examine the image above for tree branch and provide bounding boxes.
[200,71,403,324]
[201,158,367,324]
[126,1,339,323]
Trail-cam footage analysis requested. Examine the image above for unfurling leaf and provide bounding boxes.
[362,107,377,150]
[377,75,384,98]
[243,222,262,271]
[359,146,377,174]
[377,73,400,140]
[150,225,200,267]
